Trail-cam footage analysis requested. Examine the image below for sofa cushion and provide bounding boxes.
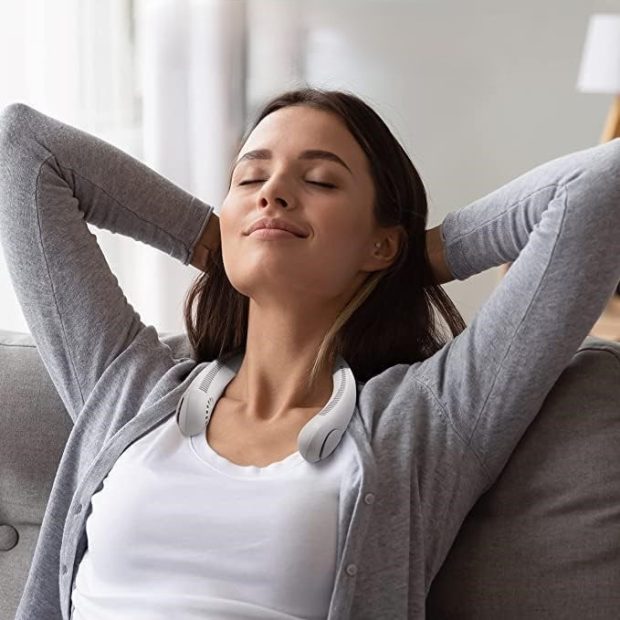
[427,336,620,618]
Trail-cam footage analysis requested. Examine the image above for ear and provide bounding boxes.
[362,225,406,273]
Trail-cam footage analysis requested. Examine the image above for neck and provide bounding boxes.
[223,299,337,423]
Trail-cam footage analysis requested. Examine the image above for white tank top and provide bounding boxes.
[70,411,359,619]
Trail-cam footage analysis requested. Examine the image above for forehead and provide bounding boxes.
[238,105,366,169]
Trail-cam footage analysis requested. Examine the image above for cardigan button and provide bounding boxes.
[61,564,68,575]
[346,563,358,577]
[74,503,83,515]
[0,524,19,551]
[364,493,375,505]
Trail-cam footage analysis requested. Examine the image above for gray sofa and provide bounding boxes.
[1,329,619,619]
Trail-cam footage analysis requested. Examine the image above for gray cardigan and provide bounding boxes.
[0,102,618,620]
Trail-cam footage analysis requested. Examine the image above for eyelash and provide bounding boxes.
[238,180,336,189]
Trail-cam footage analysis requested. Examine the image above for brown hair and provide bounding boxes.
[183,87,466,395]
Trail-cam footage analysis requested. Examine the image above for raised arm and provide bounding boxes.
[365,140,620,588]
[419,139,620,483]
[0,103,216,422]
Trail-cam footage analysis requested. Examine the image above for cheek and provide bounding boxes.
[306,229,369,288]
[218,198,235,235]
[218,199,249,252]
[321,216,369,260]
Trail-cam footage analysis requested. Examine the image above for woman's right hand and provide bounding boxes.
[190,211,220,271]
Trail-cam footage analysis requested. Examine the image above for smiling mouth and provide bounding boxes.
[249,228,303,239]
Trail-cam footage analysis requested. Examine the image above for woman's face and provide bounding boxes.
[219,104,388,307]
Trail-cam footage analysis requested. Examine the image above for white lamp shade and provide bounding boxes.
[577,13,620,93]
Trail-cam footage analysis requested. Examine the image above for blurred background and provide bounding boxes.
[0,0,619,340]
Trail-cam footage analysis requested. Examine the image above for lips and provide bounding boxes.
[245,218,308,238]
[250,228,299,239]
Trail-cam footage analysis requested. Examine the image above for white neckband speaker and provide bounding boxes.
[175,352,358,463]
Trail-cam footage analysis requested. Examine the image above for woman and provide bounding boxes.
[0,88,618,620]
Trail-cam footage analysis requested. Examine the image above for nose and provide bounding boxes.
[259,194,288,208]
[257,174,294,210]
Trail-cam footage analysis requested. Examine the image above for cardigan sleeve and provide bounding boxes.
[417,139,620,485]
[0,103,214,422]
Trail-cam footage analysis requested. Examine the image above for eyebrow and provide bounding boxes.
[232,148,353,175]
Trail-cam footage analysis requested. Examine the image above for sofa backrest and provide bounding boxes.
[0,329,190,618]
[1,330,619,619]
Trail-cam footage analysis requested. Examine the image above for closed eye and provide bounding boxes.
[308,181,336,188]
[238,180,336,189]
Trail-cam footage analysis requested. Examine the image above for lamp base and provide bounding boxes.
[601,94,620,142]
